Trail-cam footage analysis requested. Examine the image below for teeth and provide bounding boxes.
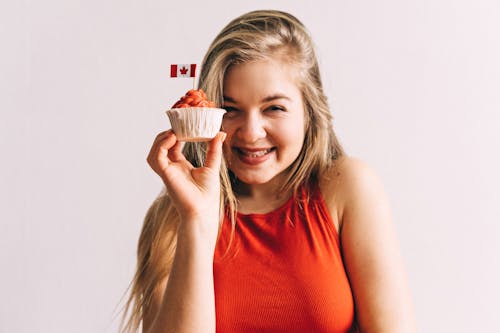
[239,148,271,157]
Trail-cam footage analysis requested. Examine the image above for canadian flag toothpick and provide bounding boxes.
[170,64,197,78]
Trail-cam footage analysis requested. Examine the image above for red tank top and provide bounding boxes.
[213,184,356,332]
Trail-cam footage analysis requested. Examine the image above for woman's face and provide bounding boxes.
[222,59,306,186]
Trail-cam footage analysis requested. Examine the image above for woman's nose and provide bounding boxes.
[236,112,266,143]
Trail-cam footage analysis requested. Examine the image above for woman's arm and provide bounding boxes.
[142,130,226,333]
[143,221,216,333]
[334,157,416,332]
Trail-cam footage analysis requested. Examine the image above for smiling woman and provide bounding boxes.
[221,59,306,189]
[121,9,415,333]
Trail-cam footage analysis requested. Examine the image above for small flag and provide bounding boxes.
[170,64,196,78]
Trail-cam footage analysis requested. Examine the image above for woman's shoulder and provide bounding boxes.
[319,155,386,230]
[319,155,378,202]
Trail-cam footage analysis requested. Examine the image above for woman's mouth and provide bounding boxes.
[234,147,275,165]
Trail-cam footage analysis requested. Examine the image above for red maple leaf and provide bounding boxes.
[180,66,188,75]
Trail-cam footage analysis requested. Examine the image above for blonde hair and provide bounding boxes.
[120,9,344,332]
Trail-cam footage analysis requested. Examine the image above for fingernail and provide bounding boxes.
[220,132,227,142]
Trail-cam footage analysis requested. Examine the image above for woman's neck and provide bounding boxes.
[233,176,294,214]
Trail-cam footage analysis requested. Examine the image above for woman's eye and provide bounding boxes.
[267,105,285,112]
[223,106,238,112]
[222,106,239,118]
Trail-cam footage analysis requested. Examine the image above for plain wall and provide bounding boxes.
[1,0,499,332]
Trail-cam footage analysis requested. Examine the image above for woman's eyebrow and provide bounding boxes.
[223,94,291,104]
[260,94,291,103]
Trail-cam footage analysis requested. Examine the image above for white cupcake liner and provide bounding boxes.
[166,107,226,142]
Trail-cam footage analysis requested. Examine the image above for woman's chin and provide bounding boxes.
[231,171,287,189]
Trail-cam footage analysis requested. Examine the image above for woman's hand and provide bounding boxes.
[147,130,226,224]
[144,130,225,333]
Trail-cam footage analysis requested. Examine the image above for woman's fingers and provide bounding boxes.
[204,132,226,172]
[167,138,187,163]
[147,130,177,172]
[147,130,225,186]
[150,129,173,149]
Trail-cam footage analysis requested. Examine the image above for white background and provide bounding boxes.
[1,0,499,332]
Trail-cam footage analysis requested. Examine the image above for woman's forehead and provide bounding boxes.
[223,60,302,99]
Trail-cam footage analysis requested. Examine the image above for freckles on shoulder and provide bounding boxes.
[320,156,387,230]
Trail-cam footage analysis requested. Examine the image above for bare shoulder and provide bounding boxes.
[322,157,416,331]
[320,155,386,231]
[329,155,383,194]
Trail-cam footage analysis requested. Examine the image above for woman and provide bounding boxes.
[122,10,415,333]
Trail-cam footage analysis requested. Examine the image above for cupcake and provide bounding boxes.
[166,89,226,142]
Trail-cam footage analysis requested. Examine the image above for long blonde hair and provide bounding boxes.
[121,9,344,332]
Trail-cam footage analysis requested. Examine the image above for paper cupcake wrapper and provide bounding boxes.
[166,107,226,142]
